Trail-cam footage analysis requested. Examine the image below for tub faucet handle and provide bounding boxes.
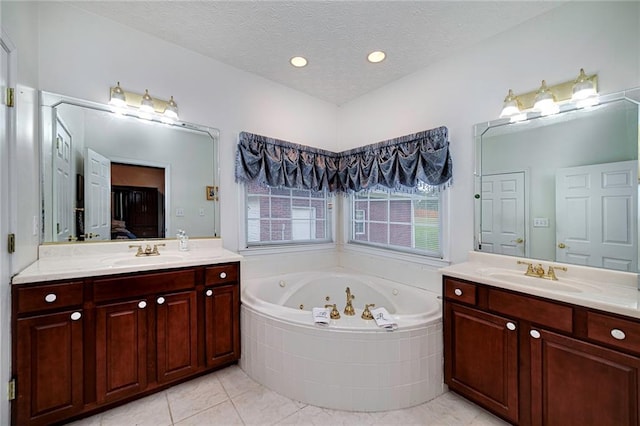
[361,304,375,320]
[325,304,340,320]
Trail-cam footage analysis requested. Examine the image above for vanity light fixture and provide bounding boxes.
[367,51,386,63]
[108,83,179,121]
[498,68,598,118]
[290,56,308,67]
[499,89,522,118]
[533,80,559,116]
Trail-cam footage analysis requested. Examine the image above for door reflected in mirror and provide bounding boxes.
[474,88,640,273]
[41,91,220,244]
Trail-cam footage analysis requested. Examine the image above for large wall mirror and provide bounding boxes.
[474,87,640,272]
[41,91,220,244]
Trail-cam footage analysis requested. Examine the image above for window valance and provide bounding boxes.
[235,126,452,194]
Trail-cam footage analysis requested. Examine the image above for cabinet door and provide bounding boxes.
[16,310,84,426]
[156,291,198,383]
[530,328,640,426]
[96,299,148,404]
[204,284,240,368]
[444,302,519,423]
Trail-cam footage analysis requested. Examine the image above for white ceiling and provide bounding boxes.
[71,1,565,106]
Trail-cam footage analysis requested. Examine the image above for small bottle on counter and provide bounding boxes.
[177,229,189,251]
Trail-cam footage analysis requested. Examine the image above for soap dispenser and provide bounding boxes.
[177,229,189,251]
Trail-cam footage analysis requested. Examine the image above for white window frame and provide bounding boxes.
[345,188,449,261]
[238,183,335,254]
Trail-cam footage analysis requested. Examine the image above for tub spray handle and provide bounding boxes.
[361,304,376,320]
[325,304,341,320]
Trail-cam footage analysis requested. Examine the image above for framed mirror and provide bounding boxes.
[474,88,640,272]
[40,91,220,244]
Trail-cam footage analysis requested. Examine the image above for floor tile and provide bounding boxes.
[174,400,244,426]
[232,384,306,425]
[216,364,262,398]
[100,391,172,426]
[166,372,229,423]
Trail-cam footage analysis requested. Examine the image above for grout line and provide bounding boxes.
[164,391,175,426]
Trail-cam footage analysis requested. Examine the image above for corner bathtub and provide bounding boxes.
[239,269,444,412]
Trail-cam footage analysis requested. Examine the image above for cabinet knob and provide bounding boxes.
[157,297,165,305]
[454,288,463,296]
[138,301,147,309]
[530,329,541,339]
[44,293,57,303]
[70,312,82,321]
[220,272,227,279]
[506,322,516,331]
[206,289,213,297]
[611,328,626,340]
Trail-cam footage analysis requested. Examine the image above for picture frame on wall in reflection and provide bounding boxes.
[206,185,217,201]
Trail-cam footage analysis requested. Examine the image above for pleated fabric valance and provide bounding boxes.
[235,126,452,194]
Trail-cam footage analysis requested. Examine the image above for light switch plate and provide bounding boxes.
[533,217,549,227]
[176,208,184,217]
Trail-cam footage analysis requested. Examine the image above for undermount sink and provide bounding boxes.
[476,267,601,294]
[105,254,187,267]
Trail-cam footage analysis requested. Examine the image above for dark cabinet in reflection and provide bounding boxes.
[112,186,164,239]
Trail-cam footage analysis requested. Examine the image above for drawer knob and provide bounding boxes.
[138,301,147,309]
[157,297,165,305]
[530,329,541,339]
[206,289,213,297]
[454,288,463,296]
[506,322,516,331]
[611,328,626,340]
[44,293,57,303]
[220,272,227,279]
[70,312,82,321]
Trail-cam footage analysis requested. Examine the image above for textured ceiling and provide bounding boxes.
[71,1,565,105]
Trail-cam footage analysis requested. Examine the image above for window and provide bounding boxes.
[349,188,442,257]
[245,181,332,246]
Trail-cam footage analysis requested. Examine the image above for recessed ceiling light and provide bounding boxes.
[290,56,308,68]
[367,51,386,63]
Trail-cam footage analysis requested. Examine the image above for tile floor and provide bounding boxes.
[66,365,509,426]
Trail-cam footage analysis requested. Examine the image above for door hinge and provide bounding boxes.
[8,379,15,401]
[6,87,14,108]
[7,233,15,254]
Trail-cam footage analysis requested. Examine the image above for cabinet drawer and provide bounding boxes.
[443,278,477,305]
[488,289,573,333]
[587,311,640,355]
[205,264,239,286]
[16,281,83,314]
[94,269,196,302]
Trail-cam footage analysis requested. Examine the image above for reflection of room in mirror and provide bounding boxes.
[474,92,640,273]
[111,163,165,240]
[40,92,220,243]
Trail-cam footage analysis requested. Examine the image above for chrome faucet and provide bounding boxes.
[344,287,355,316]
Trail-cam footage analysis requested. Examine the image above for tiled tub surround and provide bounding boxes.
[240,269,444,412]
[13,238,242,283]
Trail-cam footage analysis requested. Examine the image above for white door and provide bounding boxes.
[53,120,73,241]
[556,160,637,271]
[85,148,111,241]
[0,32,14,426]
[480,172,526,256]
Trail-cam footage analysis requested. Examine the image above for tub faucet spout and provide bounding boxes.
[344,287,355,316]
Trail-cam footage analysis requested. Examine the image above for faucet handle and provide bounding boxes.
[517,260,535,276]
[361,304,375,320]
[325,304,340,319]
[152,243,166,254]
[546,265,567,281]
[129,244,143,256]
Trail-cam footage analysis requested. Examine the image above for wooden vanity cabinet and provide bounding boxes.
[203,264,241,368]
[443,276,640,426]
[13,281,85,426]
[12,262,241,426]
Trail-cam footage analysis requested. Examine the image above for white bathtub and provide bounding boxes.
[240,269,444,412]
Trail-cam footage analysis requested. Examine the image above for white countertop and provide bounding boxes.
[440,251,640,320]
[12,238,243,284]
